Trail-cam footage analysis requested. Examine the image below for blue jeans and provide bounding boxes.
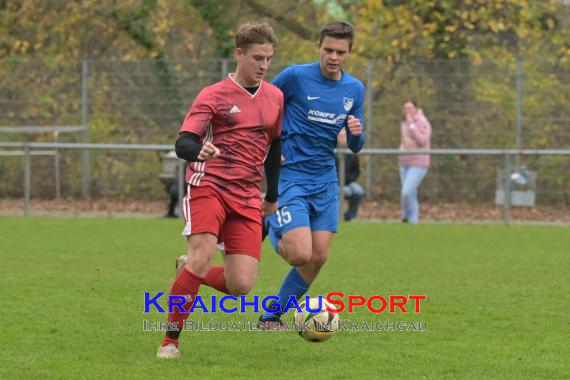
[399,166,428,224]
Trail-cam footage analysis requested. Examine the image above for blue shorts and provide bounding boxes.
[266,181,339,250]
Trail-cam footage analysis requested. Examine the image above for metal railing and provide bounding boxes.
[2,142,569,224]
[0,142,180,217]
[337,147,570,224]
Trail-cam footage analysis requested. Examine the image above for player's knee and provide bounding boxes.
[282,237,312,266]
[289,256,310,267]
[227,278,254,296]
[311,251,329,268]
[286,250,311,266]
[184,258,209,277]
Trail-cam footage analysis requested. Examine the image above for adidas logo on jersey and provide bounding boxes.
[230,105,241,113]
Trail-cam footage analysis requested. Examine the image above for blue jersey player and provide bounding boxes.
[259,22,365,327]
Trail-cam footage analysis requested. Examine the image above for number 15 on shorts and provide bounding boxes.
[276,206,292,227]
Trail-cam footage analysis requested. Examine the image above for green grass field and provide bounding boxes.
[1,217,569,379]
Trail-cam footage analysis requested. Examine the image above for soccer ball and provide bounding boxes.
[294,297,340,342]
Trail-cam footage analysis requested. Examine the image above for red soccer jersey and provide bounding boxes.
[180,75,284,209]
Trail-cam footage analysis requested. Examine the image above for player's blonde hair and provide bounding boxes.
[235,22,278,50]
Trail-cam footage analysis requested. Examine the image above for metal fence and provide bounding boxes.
[1,141,569,224]
[2,57,569,148]
[1,57,569,217]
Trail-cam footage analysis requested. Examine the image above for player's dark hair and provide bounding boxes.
[319,22,355,50]
[235,22,278,50]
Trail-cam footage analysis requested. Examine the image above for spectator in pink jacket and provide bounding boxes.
[399,100,431,224]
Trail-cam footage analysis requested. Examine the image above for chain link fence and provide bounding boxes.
[1,57,569,219]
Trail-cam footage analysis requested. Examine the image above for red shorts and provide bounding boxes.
[181,185,262,260]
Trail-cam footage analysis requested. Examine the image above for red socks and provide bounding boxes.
[162,267,203,346]
[161,265,231,348]
[203,266,230,294]
[162,335,179,348]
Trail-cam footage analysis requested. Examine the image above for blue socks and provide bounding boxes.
[262,216,310,320]
[263,267,309,320]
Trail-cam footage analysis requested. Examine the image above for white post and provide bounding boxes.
[81,60,91,198]
[177,159,185,218]
[24,145,31,216]
[54,131,61,199]
[365,59,374,198]
[338,152,346,221]
[503,153,512,225]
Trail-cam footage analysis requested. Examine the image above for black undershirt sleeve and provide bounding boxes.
[176,130,280,202]
[175,131,203,162]
[264,137,281,203]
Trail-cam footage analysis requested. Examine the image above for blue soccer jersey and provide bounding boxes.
[272,62,365,184]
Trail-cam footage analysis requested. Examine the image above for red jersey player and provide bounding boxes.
[156,22,283,359]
